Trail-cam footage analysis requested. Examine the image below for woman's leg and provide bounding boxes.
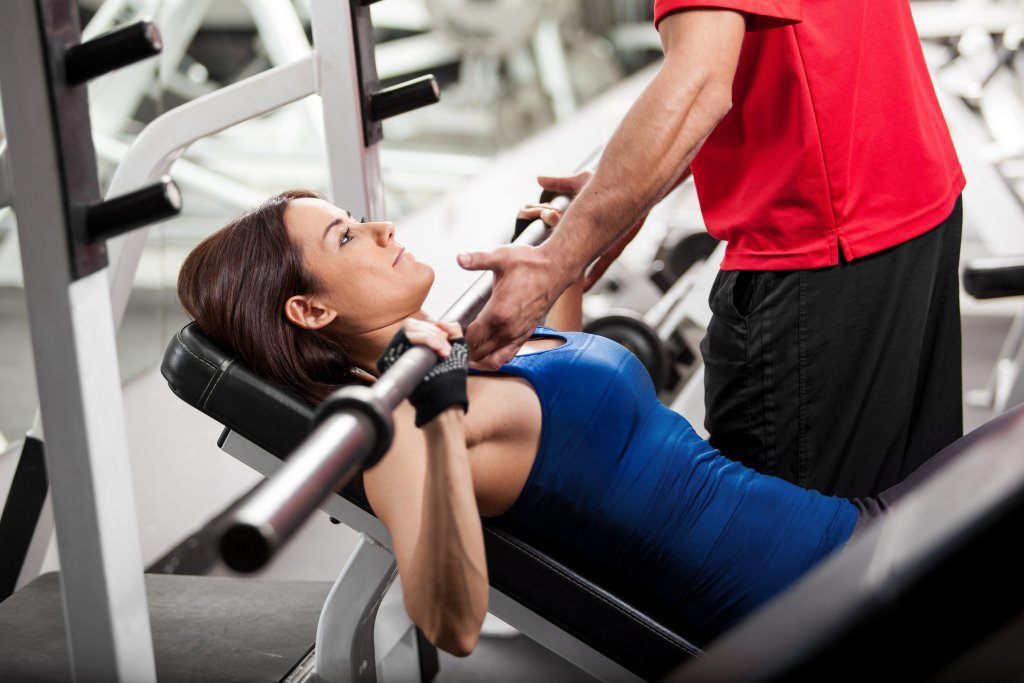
[848,432,969,537]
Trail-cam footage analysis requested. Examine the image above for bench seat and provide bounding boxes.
[161,323,702,681]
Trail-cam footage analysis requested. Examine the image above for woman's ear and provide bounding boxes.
[284,295,337,330]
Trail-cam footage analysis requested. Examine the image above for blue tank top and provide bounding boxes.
[476,327,858,642]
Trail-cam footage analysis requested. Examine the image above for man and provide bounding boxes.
[457,1,965,498]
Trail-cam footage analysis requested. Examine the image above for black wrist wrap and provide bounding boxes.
[377,332,469,428]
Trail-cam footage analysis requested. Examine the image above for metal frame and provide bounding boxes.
[0,0,428,679]
[220,430,644,683]
[103,0,384,328]
[0,2,156,679]
[967,303,1024,412]
[911,0,1024,40]
[0,143,11,209]
[220,431,428,682]
[315,534,399,682]
[86,0,322,146]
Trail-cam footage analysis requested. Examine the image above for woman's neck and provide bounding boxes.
[345,310,431,377]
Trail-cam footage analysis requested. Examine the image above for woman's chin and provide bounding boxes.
[420,262,436,286]
[413,263,435,305]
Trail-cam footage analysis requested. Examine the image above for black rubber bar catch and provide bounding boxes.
[86,176,182,242]
[64,20,162,85]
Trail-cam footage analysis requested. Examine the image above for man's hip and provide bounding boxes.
[700,198,964,498]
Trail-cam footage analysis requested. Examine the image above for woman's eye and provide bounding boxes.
[339,227,352,246]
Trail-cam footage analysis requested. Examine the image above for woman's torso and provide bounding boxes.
[460,334,557,516]
[464,327,858,642]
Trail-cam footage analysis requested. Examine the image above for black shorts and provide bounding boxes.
[700,197,964,498]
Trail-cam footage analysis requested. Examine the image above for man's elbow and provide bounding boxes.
[661,59,733,127]
[701,78,733,125]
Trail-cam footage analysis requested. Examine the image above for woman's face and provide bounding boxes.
[283,197,434,334]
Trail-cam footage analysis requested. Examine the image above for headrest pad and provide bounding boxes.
[160,323,314,458]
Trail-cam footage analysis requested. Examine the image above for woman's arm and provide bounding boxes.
[545,277,584,331]
[362,326,488,656]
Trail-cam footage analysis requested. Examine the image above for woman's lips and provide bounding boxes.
[393,247,406,266]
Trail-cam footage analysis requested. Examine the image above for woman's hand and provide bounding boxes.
[516,202,564,231]
[378,318,469,427]
[396,318,463,360]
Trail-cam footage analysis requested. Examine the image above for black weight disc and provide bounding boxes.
[650,231,720,292]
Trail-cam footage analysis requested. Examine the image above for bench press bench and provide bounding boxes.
[161,322,703,682]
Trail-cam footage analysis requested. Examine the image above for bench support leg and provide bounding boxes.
[314,533,437,682]
[315,533,395,682]
[375,580,439,682]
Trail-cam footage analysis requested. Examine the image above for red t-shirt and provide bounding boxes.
[654,0,965,270]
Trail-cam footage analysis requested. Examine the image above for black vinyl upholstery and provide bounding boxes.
[161,323,701,680]
[668,402,1024,682]
[963,257,1024,299]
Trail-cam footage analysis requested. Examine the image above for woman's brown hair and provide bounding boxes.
[177,189,361,406]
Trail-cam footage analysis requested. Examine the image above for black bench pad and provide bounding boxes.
[963,257,1024,299]
[161,324,701,680]
[0,572,330,682]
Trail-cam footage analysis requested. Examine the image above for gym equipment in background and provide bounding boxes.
[963,256,1024,412]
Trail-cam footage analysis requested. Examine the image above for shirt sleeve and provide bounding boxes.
[653,0,801,30]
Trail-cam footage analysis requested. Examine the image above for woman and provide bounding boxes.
[177,190,952,655]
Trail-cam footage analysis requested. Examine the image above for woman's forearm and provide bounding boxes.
[544,276,584,331]
[403,409,489,656]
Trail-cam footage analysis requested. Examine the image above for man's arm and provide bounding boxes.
[542,9,744,278]
[460,9,746,369]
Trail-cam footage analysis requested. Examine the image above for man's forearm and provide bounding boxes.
[541,11,742,278]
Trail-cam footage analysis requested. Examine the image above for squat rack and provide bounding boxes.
[0,0,438,678]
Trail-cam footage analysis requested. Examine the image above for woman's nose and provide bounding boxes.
[372,221,394,246]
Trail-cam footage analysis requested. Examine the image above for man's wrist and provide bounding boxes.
[539,213,593,280]
[536,241,585,292]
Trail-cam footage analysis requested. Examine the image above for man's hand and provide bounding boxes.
[457,171,588,370]
[457,244,574,370]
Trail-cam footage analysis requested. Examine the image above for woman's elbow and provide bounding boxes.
[407,601,486,657]
[432,624,481,658]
